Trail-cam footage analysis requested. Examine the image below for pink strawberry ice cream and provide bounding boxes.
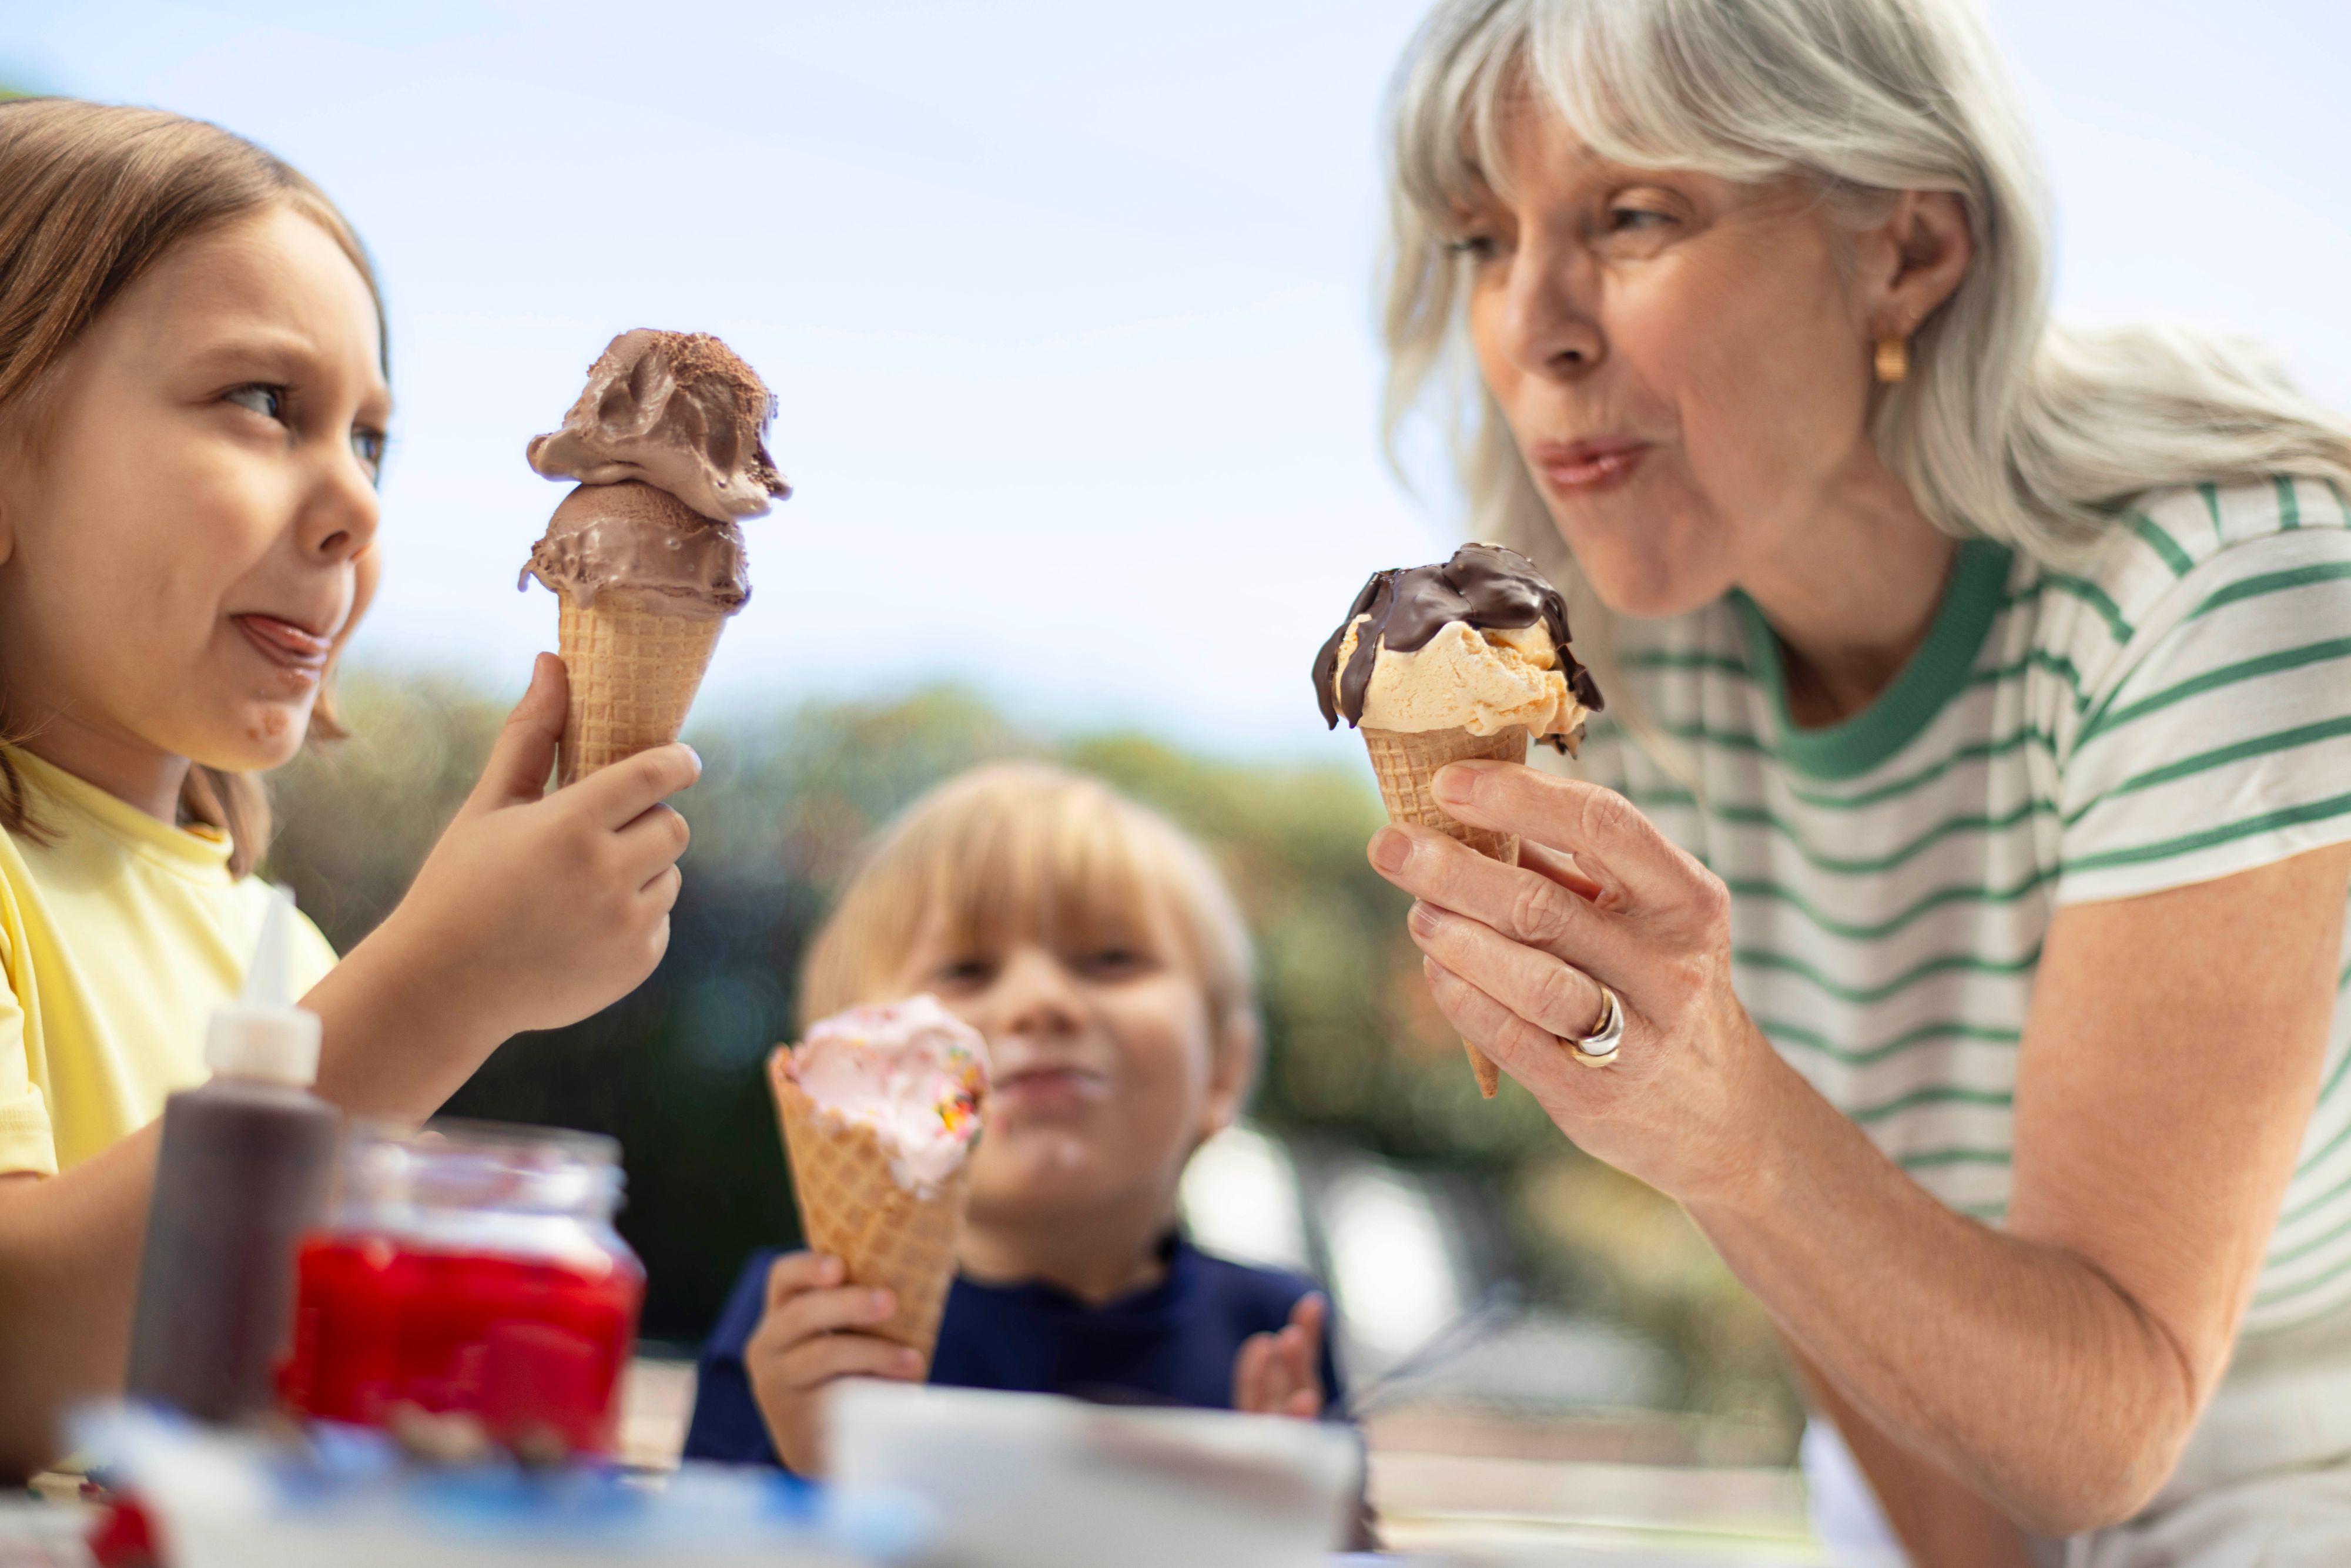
[781,996,990,1192]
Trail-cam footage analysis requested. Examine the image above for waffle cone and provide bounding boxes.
[1361,725,1531,1099]
[771,1057,971,1361]
[555,593,725,785]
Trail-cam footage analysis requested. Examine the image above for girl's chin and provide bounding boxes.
[195,698,316,773]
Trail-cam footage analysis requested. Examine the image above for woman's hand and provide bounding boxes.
[307,654,698,1120]
[1377,759,2351,1534]
[1367,759,1783,1205]
[1233,1292,1328,1419]
[745,1251,926,1475]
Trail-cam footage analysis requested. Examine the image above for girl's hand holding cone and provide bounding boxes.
[316,655,698,1118]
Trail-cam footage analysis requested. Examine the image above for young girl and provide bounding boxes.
[685,762,1339,1475]
[0,100,697,1477]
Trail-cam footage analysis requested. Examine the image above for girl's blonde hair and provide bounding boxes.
[0,98,386,876]
[798,762,1257,1062]
[1384,0,2351,695]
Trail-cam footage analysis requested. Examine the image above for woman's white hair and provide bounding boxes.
[1384,0,2351,612]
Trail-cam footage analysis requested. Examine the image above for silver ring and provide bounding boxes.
[1569,983,1623,1068]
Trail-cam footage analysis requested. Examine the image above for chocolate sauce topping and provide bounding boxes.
[527,329,788,523]
[1311,543,1603,742]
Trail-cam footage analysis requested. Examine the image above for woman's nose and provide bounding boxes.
[1499,242,1605,382]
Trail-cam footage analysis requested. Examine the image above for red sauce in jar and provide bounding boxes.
[276,1120,645,1458]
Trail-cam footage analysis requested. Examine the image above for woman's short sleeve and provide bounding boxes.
[2056,490,2351,906]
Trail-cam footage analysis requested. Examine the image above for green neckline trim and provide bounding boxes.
[1730,538,2015,782]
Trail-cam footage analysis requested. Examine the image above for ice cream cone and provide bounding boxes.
[1361,724,1531,1098]
[772,1064,971,1362]
[555,592,724,785]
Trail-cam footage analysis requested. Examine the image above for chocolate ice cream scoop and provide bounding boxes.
[519,481,748,616]
[525,329,789,523]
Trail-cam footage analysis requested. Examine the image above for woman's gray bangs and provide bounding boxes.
[1391,0,1796,229]
[1391,0,1532,222]
[1523,0,1793,179]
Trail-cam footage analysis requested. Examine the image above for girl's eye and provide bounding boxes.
[1446,234,1501,262]
[351,426,387,481]
[226,384,287,421]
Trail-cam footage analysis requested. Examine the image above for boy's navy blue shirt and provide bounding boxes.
[684,1236,1344,1468]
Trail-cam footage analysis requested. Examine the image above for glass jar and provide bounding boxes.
[279,1120,645,1459]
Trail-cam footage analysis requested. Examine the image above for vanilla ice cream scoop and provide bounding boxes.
[783,996,990,1192]
[1312,543,1602,749]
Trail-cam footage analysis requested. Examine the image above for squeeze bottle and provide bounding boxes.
[125,886,341,1422]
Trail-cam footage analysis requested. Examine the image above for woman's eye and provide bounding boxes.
[1446,234,1501,262]
[225,384,286,421]
[1607,206,1674,233]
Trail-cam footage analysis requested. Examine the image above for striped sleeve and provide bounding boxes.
[2055,505,2351,906]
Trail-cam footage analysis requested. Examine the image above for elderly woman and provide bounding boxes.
[1366,1,2351,1563]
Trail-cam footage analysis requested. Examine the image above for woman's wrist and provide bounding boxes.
[1676,1013,1813,1222]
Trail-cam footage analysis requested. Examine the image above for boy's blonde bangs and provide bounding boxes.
[797,763,1254,1038]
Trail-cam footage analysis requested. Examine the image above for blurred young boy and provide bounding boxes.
[685,763,1340,1473]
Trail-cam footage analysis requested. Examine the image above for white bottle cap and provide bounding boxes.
[205,884,323,1087]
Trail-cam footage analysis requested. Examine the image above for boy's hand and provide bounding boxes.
[745,1251,926,1475]
[1233,1292,1328,1419]
[377,654,698,1041]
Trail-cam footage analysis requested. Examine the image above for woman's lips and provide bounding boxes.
[1531,438,1650,496]
[234,614,334,677]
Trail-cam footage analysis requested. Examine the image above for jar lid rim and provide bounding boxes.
[348,1115,621,1166]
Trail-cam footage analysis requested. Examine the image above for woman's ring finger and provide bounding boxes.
[1568,983,1625,1068]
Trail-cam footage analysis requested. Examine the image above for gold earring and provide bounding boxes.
[1875,334,1910,384]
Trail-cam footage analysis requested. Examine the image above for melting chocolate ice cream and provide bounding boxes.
[520,481,748,616]
[527,329,789,524]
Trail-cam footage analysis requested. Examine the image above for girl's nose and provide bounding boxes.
[297,444,381,565]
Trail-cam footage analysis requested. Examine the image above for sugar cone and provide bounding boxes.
[1361,724,1531,1098]
[554,592,725,785]
[771,1054,971,1361]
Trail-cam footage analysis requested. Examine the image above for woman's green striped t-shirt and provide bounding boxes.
[1570,477,2351,1335]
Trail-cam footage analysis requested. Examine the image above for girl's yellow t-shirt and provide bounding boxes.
[0,751,339,1177]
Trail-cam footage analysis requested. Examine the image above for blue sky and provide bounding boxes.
[8,1,2348,756]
